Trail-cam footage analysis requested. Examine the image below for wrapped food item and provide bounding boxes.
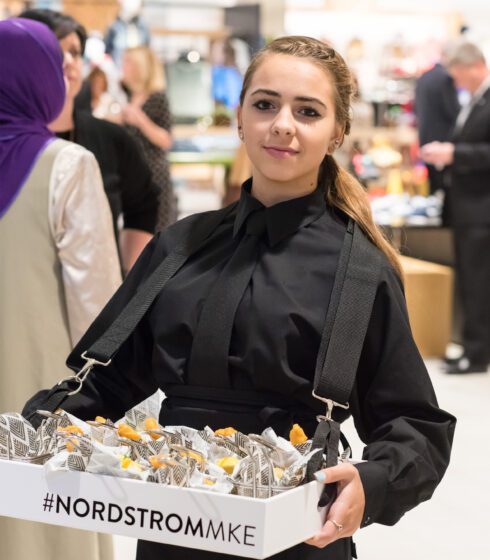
[144,417,162,440]
[118,423,142,442]
[122,390,165,430]
[87,417,119,447]
[190,466,234,494]
[0,413,38,460]
[216,456,239,475]
[214,427,237,437]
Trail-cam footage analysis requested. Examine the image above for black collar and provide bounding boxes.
[233,178,327,247]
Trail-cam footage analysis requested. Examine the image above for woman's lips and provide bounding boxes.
[263,146,299,159]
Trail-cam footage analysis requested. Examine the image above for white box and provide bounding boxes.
[0,458,326,559]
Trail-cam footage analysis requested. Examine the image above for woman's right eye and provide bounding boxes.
[252,99,274,111]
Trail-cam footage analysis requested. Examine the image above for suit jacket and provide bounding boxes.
[446,86,490,226]
[415,64,460,146]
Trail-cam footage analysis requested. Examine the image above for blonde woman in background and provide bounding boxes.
[122,46,176,230]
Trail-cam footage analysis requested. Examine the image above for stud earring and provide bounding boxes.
[238,127,244,141]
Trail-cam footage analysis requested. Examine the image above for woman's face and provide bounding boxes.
[59,32,83,99]
[238,54,340,191]
[122,54,140,89]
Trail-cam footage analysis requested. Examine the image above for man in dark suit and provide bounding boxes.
[421,42,490,374]
[415,57,460,194]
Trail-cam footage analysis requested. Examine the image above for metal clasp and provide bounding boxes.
[312,390,349,422]
[57,351,112,396]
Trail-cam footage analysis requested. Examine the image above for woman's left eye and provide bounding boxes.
[299,107,321,118]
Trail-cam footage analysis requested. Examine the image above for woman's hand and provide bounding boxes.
[305,463,365,548]
[121,103,146,128]
[121,102,172,150]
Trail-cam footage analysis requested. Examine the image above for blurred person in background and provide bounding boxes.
[0,17,119,560]
[421,41,490,374]
[105,0,150,68]
[122,46,177,230]
[415,45,460,196]
[21,9,159,274]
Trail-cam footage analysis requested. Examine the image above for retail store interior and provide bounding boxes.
[1,0,489,559]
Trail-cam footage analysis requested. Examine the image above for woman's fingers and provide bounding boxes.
[315,462,357,485]
[304,519,338,547]
[305,463,365,549]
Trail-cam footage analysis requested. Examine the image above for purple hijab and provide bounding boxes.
[0,18,66,218]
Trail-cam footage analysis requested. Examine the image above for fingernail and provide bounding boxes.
[314,470,327,482]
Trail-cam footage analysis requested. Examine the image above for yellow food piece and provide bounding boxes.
[66,439,77,453]
[57,426,83,452]
[95,416,106,424]
[203,478,215,486]
[214,427,237,437]
[274,467,284,480]
[118,424,142,441]
[121,457,143,471]
[186,450,205,465]
[216,456,239,474]
[57,425,84,436]
[289,424,308,445]
[121,457,132,469]
[149,455,164,469]
[144,417,161,440]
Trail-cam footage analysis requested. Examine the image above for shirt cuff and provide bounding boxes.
[354,461,389,528]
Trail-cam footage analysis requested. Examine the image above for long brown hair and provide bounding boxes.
[239,36,403,280]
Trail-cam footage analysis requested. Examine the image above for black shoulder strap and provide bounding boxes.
[307,220,386,495]
[87,204,237,364]
[313,220,385,407]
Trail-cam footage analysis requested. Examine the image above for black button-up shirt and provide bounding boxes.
[40,179,455,537]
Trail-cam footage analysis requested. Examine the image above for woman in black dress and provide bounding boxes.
[121,46,177,230]
[25,36,455,560]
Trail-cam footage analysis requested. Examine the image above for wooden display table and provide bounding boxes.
[400,256,453,358]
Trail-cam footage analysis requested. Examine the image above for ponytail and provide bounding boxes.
[321,156,404,282]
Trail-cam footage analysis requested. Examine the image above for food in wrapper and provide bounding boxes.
[289,423,308,445]
[216,456,239,474]
[0,391,328,498]
[214,427,237,437]
[118,423,142,441]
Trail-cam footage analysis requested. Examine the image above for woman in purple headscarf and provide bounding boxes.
[0,19,119,560]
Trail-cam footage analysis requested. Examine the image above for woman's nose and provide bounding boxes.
[63,51,74,71]
[271,107,295,137]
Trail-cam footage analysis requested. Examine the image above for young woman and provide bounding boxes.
[121,46,176,230]
[25,36,455,560]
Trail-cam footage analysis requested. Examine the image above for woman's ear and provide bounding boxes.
[236,105,244,141]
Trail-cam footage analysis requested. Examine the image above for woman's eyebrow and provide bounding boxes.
[250,88,327,109]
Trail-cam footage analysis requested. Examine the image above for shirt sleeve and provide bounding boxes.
[350,266,456,527]
[50,145,122,346]
[116,129,159,233]
[453,142,490,172]
[149,91,173,132]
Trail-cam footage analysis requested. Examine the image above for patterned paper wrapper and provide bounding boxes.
[119,390,165,430]
[0,413,38,460]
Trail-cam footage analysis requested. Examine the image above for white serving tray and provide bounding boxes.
[0,459,326,558]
